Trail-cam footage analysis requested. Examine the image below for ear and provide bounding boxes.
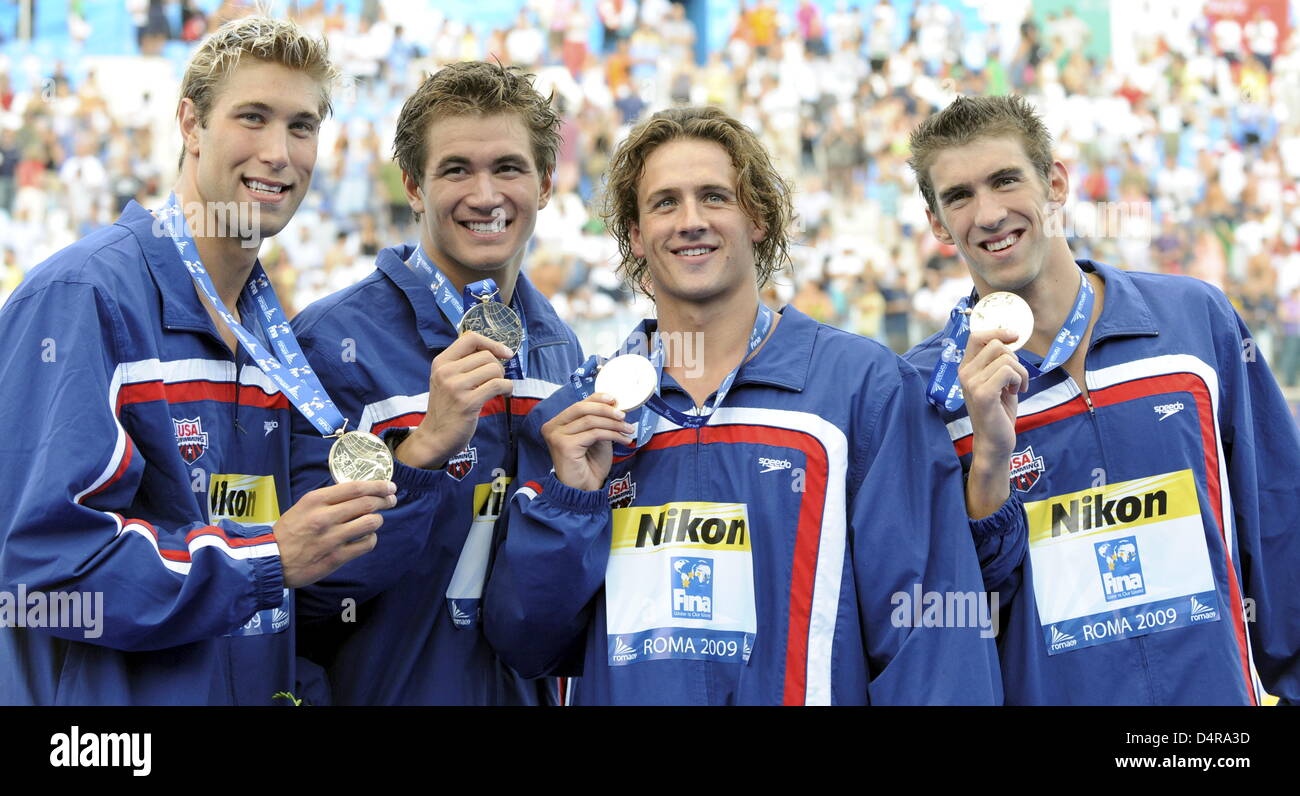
[537,168,553,212]
[1047,160,1069,206]
[630,219,644,260]
[926,206,954,245]
[177,98,202,162]
[749,214,766,245]
[402,169,425,217]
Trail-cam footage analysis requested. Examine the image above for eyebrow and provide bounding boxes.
[433,153,530,170]
[235,101,321,124]
[643,183,735,204]
[938,167,1025,205]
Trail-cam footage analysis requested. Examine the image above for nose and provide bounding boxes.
[972,189,1008,231]
[467,171,504,210]
[259,125,291,171]
[677,197,707,237]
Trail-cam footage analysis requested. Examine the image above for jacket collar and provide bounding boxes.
[1077,258,1160,344]
[631,303,813,395]
[119,200,218,332]
[375,243,572,353]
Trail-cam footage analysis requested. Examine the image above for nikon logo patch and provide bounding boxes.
[1023,470,1199,545]
[611,502,751,553]
[208,474,280,524]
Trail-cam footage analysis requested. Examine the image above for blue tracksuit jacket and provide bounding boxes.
[484,305,1002,705]
[906,259,1300,705]
[289,243,584,704]
[0,202,304,705]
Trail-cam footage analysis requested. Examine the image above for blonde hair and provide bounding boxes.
[177,15,338,169]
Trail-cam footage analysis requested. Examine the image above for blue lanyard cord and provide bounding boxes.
[925,269,1094,412]
[571,304,776,452]
[406,246,528,378]
[154,194,346,436]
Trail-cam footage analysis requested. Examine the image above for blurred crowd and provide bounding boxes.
[1,0,1299,391]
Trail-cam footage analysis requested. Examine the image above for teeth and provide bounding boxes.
[678,247,713,256]
[986,233,1019,252]
[245,180,284,194]
[466,221,504,232]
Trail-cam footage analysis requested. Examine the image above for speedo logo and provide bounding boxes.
[1154,402,1184,420]
[758,457,791,473]
[611,502,751,552]
[208,474,280,524]
[1023,470,1198,544]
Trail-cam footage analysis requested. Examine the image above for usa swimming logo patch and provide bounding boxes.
[1095,536,1146,601]
[1008,446,1044,492]
[445,446,477,480]
[608,472,636,509]
[174,417,209,464]
[670,557,713,619]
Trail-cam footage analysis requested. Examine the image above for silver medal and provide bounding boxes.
[328,431,394,483]
[459,300,524,355]
[594,354,658,411]
[969,292,1035,352]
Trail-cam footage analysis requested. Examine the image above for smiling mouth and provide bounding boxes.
[981,231,1021,252]
[462,219,510,233]
[672,245,718,257]
[243,178,291,200]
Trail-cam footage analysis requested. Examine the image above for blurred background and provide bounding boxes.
[0,0,1297,418]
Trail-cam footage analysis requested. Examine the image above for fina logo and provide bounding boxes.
[1095,536,1146,602]
[670,557,713,620]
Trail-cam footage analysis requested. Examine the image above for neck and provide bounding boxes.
[419,237,520,305]
[173,182,259,311]
[656,286,766,393]
[1009,246,1085,356]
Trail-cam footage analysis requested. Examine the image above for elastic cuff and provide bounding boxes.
[251,551,286,610]
[535,471,610,515]
[380,427,447,492]
[969,491,1025,544]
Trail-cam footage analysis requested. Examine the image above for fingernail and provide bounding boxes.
[614,409,626,420]
[623,423,636,434]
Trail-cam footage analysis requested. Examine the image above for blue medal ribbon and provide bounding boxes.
[154,194,346,436]
[406,246,528,379]
[925,269,1095,412]
[571,304,775,453]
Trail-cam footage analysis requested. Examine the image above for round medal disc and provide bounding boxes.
[329,431,394,483]
[459,300,524,355]
[594,354,658,411]
[969,291,1035,352]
